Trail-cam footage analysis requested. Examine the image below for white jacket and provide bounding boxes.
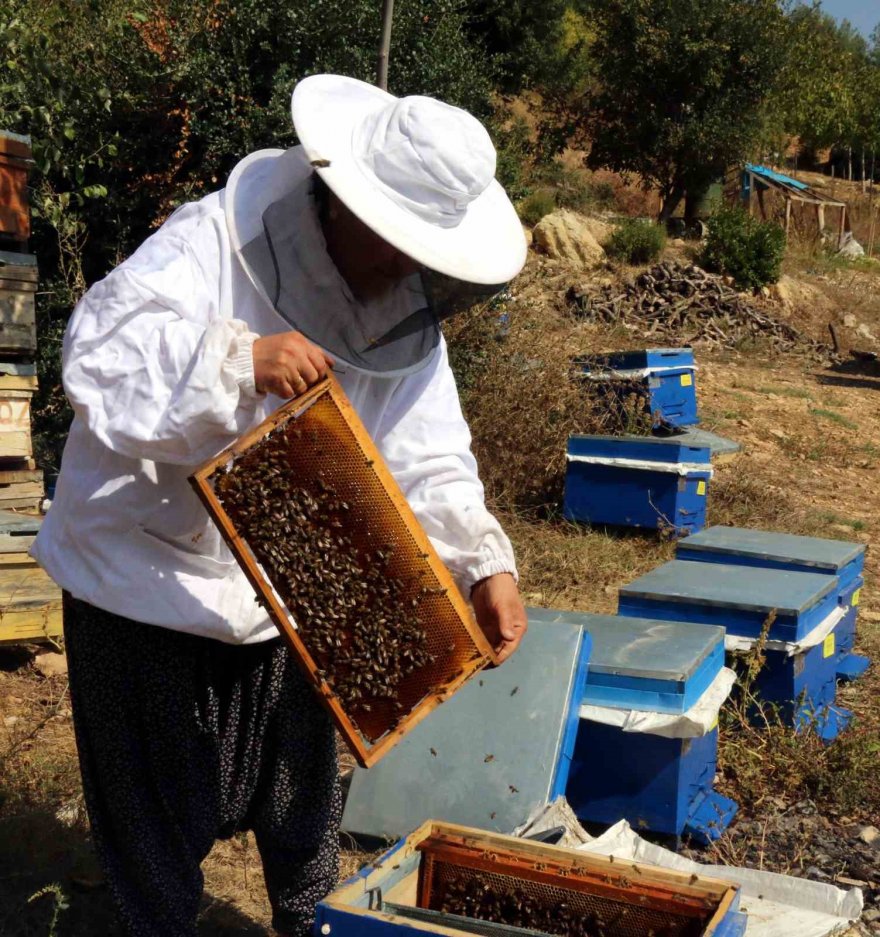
[32,188,517,643]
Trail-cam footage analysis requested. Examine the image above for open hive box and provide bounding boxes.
[190,375,496,767]
[316,820,746,936]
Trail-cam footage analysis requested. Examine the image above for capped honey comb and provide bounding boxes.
[190,374,495,768]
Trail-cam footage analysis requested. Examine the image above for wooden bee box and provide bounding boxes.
[0,252,38,357]
[0,564,63,645]
[317,820,746,936]
[0,133,33,244]
[190,374,496,768]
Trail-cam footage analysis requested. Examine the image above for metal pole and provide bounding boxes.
[377,0,394,90]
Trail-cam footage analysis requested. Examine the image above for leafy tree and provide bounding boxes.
[1,0,498,468]
[467,1,590,93]
[581,0,788,221]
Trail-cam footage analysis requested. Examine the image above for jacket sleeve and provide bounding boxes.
[375,337,518,596]
[62,211,263,466]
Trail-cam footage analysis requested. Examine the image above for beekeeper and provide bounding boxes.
[32,75,528,937]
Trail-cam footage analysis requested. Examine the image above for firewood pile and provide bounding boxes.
[567,261,833,361]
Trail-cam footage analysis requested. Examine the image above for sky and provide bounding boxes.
[819,0,878,38]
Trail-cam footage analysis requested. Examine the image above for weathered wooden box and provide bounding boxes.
[0,133,33,244]
[0,563,63,645]
[0,251,38,357]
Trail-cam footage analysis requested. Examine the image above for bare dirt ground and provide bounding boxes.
[2,244,879,935]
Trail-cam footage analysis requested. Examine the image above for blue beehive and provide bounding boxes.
[838,576,867,681]
[619,560,838,642]
[580,347,699,427]
[530,609,736,845]
[316,819,748,936]
[677,526,869,682]
[748,632,849,743]
[564,435,712,536]
[619,561,852,739]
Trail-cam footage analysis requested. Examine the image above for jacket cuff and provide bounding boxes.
[463,558,519,596]
[231,330,261,398]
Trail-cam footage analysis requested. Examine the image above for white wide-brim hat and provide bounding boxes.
[290,74,527,285]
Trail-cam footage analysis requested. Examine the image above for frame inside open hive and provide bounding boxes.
[318,820,743,936]
[414,829,737,937]
[190,374,496,768]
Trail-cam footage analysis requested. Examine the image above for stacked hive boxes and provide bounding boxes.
[0,130,61,645]
[532,608,738,846]
[0,132,41,515]
[565,348,715,536]
[677,526,868,683]
[618,532,866,742]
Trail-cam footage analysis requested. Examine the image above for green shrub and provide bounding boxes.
[605,218,666,264]
[700,205,786,289]
[518,187,558,225]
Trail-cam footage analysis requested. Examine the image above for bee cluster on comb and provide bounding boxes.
[213,421,446,729]
[193,378,494,765]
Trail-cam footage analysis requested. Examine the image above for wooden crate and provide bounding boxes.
[0,390,32,459]
[318,820,746,936]
[0,133,33,244]
[0,252,37,357]
[0,563,62,645]
[190,374,496,768]
[0,358,37,392]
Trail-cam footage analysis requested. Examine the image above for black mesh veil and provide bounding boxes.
[238,179,507,376]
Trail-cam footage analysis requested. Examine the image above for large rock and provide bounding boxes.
[769,275,826,315]
[532,209,606,270]
[580,215,614,246]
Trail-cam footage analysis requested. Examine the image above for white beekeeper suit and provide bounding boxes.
[32,77,527,644]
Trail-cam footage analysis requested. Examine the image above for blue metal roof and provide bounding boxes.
[745,163,810,192]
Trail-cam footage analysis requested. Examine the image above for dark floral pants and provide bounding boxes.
[64,595,341,937]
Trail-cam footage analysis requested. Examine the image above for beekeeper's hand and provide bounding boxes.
[471,573,527,665]
[253,331,335,398]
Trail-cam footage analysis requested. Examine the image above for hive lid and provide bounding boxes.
[620,560,837,616]
[341,621,589,840]
[567,434,711,465]
[679,525,864,572]
[528,608,723,683]
[578,347,696,372]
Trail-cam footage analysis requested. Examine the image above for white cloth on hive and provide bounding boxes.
[32,177,516,644]
[516,800,863,937]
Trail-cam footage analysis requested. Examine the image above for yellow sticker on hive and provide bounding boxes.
[709,716,719,731]
[852,588,861,607]
[823,633,836,659]
[680,373,693,386]
[697,480,707,496]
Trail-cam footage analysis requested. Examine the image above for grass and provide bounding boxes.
[809,510,866,531]
[756,385,813,399]
[810,408,858,429]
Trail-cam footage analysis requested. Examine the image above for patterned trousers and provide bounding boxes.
[64,596,342,937]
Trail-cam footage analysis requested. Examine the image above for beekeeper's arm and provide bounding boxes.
[376,337,527,662]
[63,208,329,466]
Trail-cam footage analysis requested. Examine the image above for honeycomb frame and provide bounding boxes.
[190,374,497,768]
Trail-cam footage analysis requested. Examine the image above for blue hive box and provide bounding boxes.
[747,627,851,742]
[342,621,590,840]
[618,560,839,643]
[529,609,736,845]
[564,435,712,536]
[677,526,868,682]
[316,819,748,936]
[580,347,699,428]
[837,576,868,681]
